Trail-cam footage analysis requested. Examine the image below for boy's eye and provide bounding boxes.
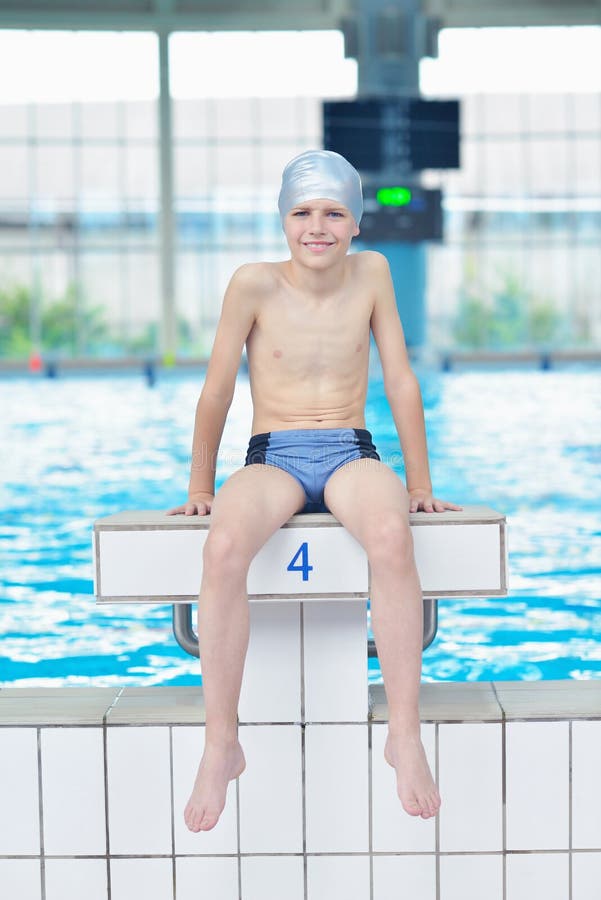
[292,210,343,217]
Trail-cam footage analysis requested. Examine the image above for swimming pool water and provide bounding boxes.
[1,365,600,686]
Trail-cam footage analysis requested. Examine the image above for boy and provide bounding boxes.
[168,149,462,832]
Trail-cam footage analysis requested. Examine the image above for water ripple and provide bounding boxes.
[1,369,600,686]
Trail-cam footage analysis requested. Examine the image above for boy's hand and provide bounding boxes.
[166,493,214,516]
[408,488,463,514]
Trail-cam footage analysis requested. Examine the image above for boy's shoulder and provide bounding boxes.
[227,253,389,293]
[232,262,277,281]
[351,249,390,271]
[230,261,278,289]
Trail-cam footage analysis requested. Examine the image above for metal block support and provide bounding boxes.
[172,596,439,659]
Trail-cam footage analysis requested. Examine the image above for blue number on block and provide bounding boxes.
[287,541,314,582]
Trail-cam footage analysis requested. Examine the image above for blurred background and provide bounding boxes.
[0,1,599,366]
[0,1,599,686]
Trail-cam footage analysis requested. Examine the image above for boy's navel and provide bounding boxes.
[273,349,283,358]
[355,343,362,352]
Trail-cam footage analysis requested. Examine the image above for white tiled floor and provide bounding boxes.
[0,858,41,900]
[238,725,303,853]
[241,855,305,900]
[371,723,436,853]
[175,856,239,900]
[106,726,172,855]
[110,858,174,900]
[44,858,108,900]
[0,728,40,855]
[506,852,569,900]
[41,728,106,855]
[506,721,569,850]
[172,726,238,855]
[304,724,369,853]
[439,854,503,900]
[572,720,601,849]
[439,723,502,852]
[4,684,601,900]
[306,855,371,900]
[572,851,601,900]
[372,855,436,900]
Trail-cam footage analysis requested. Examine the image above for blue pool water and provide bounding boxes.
[1,365,600,687]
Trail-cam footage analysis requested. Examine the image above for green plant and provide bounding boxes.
[42,283,109,355]
[0,280,111,358]
[452,292,491,348]
[0,283,34,357]
[452,269,562,350]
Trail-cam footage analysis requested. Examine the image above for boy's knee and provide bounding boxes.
[365,513,413,564]
[203,527,247,574]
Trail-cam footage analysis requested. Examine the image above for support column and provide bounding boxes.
[157,28,176,361]
[375,242,427,348]
[351,0,429,349]
[239,600,368,724]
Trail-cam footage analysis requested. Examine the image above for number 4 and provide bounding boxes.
[287,541,313,582]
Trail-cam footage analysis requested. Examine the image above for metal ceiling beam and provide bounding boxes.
[0,0,346,31]
[425,0,601,28]
[0,0,598,31]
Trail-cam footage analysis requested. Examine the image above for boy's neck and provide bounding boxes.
[285,256,349,298]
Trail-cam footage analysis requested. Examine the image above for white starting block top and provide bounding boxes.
[94,505,507,603]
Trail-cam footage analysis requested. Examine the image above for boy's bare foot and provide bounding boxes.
[184,738,246,832]
[384,728,441,819]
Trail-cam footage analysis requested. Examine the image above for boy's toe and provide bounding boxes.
[200,813,218,831]
[416,793,437,819]
[402,795,422,817]
[184,804,205,832]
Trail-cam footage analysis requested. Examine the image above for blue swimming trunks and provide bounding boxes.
[244,427,380,513]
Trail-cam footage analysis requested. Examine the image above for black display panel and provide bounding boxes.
[323,97,460,172]
[407,99,460,170]
[322,99,385,171]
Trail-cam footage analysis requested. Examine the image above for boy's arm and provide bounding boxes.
[168,265,258,515]
[368,252,433,494]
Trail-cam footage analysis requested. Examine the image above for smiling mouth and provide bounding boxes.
[303,242,334,248]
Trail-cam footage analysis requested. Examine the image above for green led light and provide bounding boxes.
[376,186,413,207]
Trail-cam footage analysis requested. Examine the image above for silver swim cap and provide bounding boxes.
[278,149,363,226]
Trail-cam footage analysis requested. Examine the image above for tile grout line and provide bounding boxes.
[368,719,373,900]
[37,727,46,900]
[236,769,242,900]
[435,722,440,900]
[236,708,242,900]
[300,601,308,900]
[101,680,123,893]
[501,710,507,900]
[1,849,583,860]
[492,681,507,900]
[301,722,308,900]
[569,719,573,900]
[102,705,112,900]
[169,726,177,900]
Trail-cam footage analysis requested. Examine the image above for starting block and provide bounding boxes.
[93,506,507,723]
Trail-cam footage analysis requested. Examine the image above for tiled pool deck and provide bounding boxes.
[1,681,600,900]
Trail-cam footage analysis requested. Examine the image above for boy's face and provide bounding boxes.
[283,197,360,265]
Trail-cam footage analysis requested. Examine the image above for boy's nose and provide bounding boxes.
[308,216,326,232]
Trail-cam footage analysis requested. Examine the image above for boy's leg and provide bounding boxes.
[323,458,441,820]
[185,463,306,833]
